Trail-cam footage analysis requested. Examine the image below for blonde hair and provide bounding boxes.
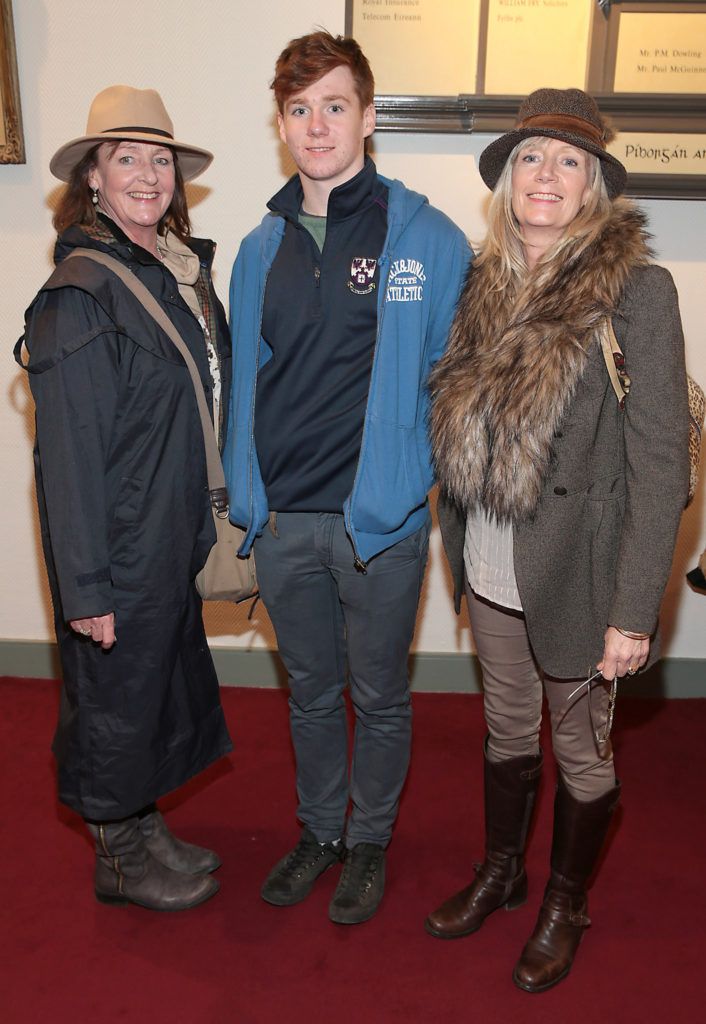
[478,136,612,296]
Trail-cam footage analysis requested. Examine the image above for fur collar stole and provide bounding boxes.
[430,200,651,522]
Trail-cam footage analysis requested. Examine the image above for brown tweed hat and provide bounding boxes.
[50,85,213,182]
[478,88,627,199]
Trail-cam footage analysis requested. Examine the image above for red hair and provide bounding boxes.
[271,31,374,112]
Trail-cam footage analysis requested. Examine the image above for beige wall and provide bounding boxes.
[2,0,705,661]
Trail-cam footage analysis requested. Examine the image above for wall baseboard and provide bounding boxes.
[1,640,704,698]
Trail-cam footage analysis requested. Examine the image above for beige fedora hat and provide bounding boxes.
[50,85,213,182]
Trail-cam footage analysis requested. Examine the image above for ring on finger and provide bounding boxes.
[627,665,637,676]
[79,626,91,636]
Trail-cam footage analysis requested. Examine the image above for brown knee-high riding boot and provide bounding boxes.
[425,742,543,939]
[86,817,219,911]
[513,777,621,993]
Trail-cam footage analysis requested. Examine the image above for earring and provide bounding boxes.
[91,187,99,205]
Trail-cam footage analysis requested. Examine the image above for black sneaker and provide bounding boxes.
[328,842,385,924]
[261,827,343,906]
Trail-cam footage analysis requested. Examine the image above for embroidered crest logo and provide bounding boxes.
[385,258,426,303]
[348,257,377,295]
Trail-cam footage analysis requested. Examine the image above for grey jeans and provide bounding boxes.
[467,586,616,800]
[254,512,430,847]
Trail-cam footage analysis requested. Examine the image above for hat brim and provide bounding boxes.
[479,127,627,199]
[50,132,213,182]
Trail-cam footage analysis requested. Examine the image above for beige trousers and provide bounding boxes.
[467,586,616,801]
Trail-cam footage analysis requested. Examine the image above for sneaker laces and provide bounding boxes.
[283,831,340,880]
[339,845,383,896]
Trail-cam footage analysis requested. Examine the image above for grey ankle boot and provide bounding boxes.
[138,807,221,874]
[86,817,219,911]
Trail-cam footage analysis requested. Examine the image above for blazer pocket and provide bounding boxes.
[587,489,625,539]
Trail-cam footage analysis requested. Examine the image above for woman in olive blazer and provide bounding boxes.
[425,88,689,994]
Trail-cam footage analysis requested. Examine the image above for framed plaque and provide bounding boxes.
[0,0,24,164]
[347,0,481,96]
[610,3,706,93]
[346,0,706,198]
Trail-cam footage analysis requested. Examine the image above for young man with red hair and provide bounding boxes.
[224,31,470,925]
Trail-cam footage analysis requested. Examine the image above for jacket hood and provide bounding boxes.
[259,159,428,259]
[377,174,427,252]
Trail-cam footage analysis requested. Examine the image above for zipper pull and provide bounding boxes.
[353,556,368,575]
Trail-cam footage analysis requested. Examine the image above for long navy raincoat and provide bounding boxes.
[18,218,233,819]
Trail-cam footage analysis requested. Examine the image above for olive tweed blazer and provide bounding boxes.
[438,264,690,679]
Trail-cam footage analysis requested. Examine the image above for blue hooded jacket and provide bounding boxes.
[224,173,471,564]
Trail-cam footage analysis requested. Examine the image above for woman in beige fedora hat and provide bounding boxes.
[424,88,689,990]
[17,86,232,911]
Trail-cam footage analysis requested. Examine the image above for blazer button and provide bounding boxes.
[554,486,567,496]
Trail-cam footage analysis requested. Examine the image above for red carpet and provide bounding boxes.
[1,677,704,1023]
